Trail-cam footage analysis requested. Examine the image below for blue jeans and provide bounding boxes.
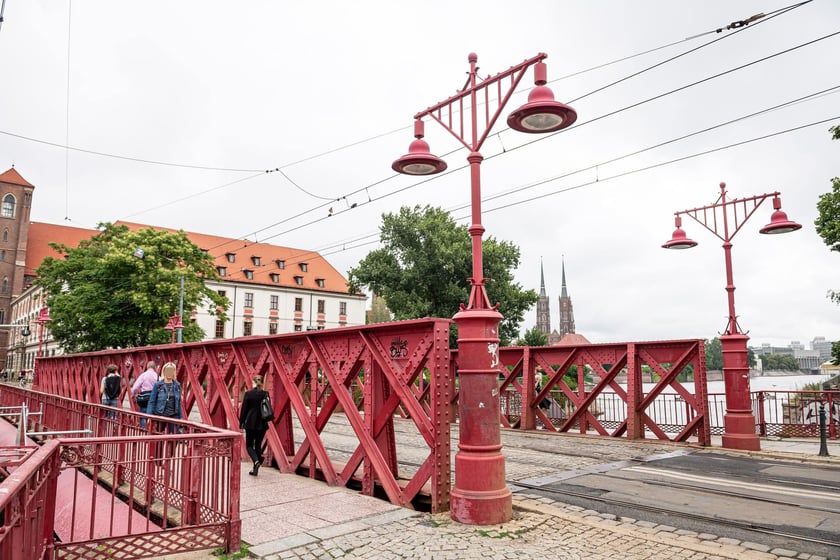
[101,397,120,418]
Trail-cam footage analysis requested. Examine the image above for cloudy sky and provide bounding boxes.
[1,1,837,348]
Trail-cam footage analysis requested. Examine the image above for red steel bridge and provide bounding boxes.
[3,319,834,558]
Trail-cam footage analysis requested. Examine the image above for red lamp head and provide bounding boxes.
[507,61,577,133]
[662,216,698,249]
[35,307,51,324]
[392,119,447,175]
[759,197,801,234]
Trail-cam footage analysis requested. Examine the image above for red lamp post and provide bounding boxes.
[663,182,801,451]
[164,313,183,345]
[34,306,51,357]
[393,53,577,524]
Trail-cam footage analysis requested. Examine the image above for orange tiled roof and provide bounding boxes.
[555,333,591,346]
[26,221,352,294]
[0,168,34,187]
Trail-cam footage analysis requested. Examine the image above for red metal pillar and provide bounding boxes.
[450,152,511,525]
[720,333,759,449]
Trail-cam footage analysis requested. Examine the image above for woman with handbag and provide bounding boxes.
[239,375,270,476]
[146,362,182,434]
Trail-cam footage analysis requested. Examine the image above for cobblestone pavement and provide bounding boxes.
[253,494,831,560]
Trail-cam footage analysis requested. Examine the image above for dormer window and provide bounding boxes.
[299,263,308,272]
[243,269,254,280]
[275,259,285,269]
[294,276,303,285]
[225,253,236,263]
[251,256,261,266]
[217,266,227,277]
[315,278,325,288]
[200,248,209,254]
[270,273,279,283]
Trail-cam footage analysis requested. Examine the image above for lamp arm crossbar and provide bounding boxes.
[415,53,547,152]
[676,191,780,242]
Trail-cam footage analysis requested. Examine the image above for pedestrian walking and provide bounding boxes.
[100,364,123,418]
[131,361,158,414]
[146,362,182,434]
[239,375,270,476]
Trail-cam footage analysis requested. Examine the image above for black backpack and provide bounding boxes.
[104,375,121,399]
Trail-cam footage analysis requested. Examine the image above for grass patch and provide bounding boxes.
[213,543,250,560]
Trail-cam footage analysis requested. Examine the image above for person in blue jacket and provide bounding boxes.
[146,361,182,434]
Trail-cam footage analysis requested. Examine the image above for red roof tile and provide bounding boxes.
[0,168,34,187]
[26,221,352,294]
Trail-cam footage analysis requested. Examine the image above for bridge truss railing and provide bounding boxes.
[0,385,241,560]
[495,340,710,445]
[34,319,455,513]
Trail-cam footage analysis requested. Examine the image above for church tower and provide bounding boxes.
[557,257,575,338]
[0,167,35,370]
[535,258,550,335]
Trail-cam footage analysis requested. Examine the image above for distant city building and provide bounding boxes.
[811,336,832,362]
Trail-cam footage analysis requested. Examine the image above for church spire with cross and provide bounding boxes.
[536,257,551,335]
[557,256,576,338]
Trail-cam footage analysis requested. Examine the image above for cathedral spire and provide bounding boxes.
[539,257,546,297]
[561,255,568,298]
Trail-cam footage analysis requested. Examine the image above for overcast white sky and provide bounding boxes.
[1,1,838,348]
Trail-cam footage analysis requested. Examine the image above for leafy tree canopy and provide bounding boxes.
[704,337,757,370]
[35,223,229,352]
[815,125,840,303]
[347,205,538,345]
[516,326,548,347]
[759,353,801,371]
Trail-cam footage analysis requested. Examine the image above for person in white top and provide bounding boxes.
[131,361,159,414]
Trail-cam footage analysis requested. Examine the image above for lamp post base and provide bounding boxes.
[450,305,512,525]
[720,333,761,451]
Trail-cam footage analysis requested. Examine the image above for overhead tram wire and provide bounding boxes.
[242,31,840,250]
[482,115,840,216]
[308,87,840,260]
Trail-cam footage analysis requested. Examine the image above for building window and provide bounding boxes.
[244,269,254,280]
[243,321,253,336]
[1,194,15,218]
[270,273,279,283]
[339,302,347,315]
[294,324,302,332]
[269,323,278,335]
[1,277,7,293]
[276,259,285,269]
[226,253,236,263]
[316,278,325,288]
[317,299,325,313]
[217,266,226,276]
[214,320,225,338]
[294,276,303,285]
[244,292,254,307]
[217,290,226,298]
[299,263,308,272]
[2,229,7,241]
[0,249,5,261]
[0,310,4,324]
[270,295,278,310]
[294,297,303,312]
[252,256,261,266]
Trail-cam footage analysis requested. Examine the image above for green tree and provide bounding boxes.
[705,337,756,370]
[347,205,537,345]
[705,338,723,370]
[815,125,840,303]
[759,354,801,371]
[832,340,840,366]
[36,223,229,352]
[515,326,548,346]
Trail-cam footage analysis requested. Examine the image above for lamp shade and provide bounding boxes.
[392,138,448,175]
[507,86,577,133]
[662,228,698,249]
[759,210,802,235]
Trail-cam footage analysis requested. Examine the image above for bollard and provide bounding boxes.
[818,401,830,457]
